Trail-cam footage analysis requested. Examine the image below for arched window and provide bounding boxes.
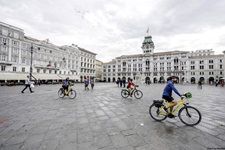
[146,59,150,65]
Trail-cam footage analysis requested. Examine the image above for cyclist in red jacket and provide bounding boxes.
[127,79,135,97]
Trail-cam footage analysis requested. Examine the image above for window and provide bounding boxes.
[13,48,18,54]
[13,67,16,72]
[167,62,171,67]
[22,49,27,55]
[209,65,214,69]
[2,46,8,52]
[200,66,204,69]
[220,65,223,69]
[13,41,19,46]
[191,66,195,70]
[199,60,204,64]
[37,69,40,73]
[22,67,25,72]
[209,60,213,63]
[1,55,7,61]
[174,66,178,70]
[191,61,195,64]
[12,56,17,62]
[22,58,26,64]
[146,60,150,65]
[1,66,6,71]
[43,69,46,73]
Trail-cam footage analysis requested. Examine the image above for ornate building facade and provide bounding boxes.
[0,21,96,84]
[102,36,224,84]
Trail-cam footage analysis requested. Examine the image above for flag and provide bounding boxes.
[146,27,149,34]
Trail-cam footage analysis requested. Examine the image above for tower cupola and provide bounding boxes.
[142,36,154,55]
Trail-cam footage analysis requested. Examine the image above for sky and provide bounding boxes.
[0,0,225,62]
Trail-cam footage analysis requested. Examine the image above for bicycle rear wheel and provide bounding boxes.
[149,103,167,122]
[178,106,201,126]
[121,90,129,98]
[58,89,64,98]
[134,90,143,99]
[68,89,76,99]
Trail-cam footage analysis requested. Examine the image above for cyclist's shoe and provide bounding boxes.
[162,107,169,114]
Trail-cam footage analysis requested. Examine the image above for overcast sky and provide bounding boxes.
[1,0,225,62]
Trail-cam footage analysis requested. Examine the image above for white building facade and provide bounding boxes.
[0,21,96,84]
[102,36,224,84]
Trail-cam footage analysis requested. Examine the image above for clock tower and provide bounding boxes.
[142,35,154,55]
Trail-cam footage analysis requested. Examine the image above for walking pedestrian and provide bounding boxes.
[21,75,34,93]
[84,77,89,90]
[120,79,122,87]
[123,79,126,88]
[38,79,41,86]
[116,79,120,87]
[90,77,95,90]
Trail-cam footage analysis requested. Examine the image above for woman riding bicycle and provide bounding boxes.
[162,76,184,114]
[127,79,135,97]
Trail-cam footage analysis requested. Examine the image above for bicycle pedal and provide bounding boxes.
[168,113,175,118]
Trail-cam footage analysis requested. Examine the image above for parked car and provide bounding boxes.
[7,82,14,86]
[0,82,6,86]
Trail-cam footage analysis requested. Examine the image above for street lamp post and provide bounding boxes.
[30,44,33,81]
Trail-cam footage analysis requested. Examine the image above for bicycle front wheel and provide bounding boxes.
[58,89,64,98]
[134,90,143,99]
[121,90,129,98]
[149,104,167,122]
[178,106,201,126]
[68,89,76,99]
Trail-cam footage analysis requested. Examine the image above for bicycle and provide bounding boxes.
[121,85,143,99]
[58,83,76,99]
[149,92,201,126]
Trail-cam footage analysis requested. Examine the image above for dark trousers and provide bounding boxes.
[22,84,33,92]
[91,84,94,89]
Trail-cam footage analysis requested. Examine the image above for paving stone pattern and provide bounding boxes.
[0,83,225,150]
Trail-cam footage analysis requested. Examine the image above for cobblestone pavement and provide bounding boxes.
[0,83,225,150]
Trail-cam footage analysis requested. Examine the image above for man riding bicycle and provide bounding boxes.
[62,77,70,93]
[162,76,183,114]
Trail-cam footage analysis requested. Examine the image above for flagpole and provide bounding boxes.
[146,26,149,36]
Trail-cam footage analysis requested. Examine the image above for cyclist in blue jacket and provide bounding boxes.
[162,76,182,114]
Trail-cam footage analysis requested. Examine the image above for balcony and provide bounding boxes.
[34,65,60,70]
[0,61,12,66]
